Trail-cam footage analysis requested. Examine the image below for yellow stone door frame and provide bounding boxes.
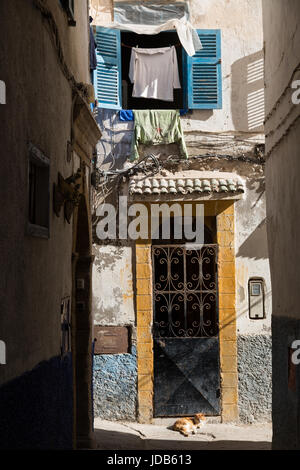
[135,200,238,423]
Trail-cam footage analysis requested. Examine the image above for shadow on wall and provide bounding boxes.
[247,177,265,205]
[95,108,134,171]
[237,218,268,260]
[187,109,213,122]
[231,50,265,132]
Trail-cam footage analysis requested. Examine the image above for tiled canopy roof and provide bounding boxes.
[129,177,245,196]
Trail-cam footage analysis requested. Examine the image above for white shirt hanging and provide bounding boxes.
[129,46,181,102]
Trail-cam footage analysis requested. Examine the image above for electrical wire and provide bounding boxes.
[33,0,90,101]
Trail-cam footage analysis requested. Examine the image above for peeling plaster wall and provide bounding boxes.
[91,0,265,163]
[234,168,272,423]
[93,347,137,421]
[188,0,264,133]
[92,244,137,420]
[90,0,272,423]
[235,179,271,336]
[92,244,135,326]
[92,168,272,423]
[237,335,272,423]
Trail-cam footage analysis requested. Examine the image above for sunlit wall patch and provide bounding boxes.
[0,340,6,365]
[0,80,6,104]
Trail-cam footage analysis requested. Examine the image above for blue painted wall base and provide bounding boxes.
[0,354,73,449]
[93,346,137,421]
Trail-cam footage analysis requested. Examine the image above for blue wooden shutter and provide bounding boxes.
[187,30,222,109]
[94,27,122,110]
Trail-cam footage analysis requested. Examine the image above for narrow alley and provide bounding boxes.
[0,0,299,453]
[93,419,272,450]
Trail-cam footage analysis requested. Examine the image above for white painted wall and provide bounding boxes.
[92,245,135,325]
[91,0,265,137]
[91,0,271,338]
[235,180,271,335]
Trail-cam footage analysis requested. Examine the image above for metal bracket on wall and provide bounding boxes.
[53,168,82,224]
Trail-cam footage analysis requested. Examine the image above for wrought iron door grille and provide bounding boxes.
[152,245,218,338]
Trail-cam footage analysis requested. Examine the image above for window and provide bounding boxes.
[93,28,222,111]
[27,143,50,239]
[59,0,76,26]
[121,31,183,110]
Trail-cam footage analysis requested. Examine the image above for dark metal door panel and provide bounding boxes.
[152,245,220,417]
[154,337,220,416]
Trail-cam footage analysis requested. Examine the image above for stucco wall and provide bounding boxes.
[187,0,264,136]
[235,179,271,336]
[0,0,92,449]
[91,0,265,165]
[92,168,272,423]
[237,335,272,423]
[91,0,271,423]
[93,245,135,325]
[93,347,137,421]
[263,0,300,449]
[92,243,137,420]
[235,169,272,423]
[0,0,91,387]
[91,0,264,144]
[0,354,73,449]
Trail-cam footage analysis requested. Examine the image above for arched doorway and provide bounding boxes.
[72,196,94,448]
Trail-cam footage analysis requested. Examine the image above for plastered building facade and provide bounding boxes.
[0,0,100,449]
[91,0,271,424]
[263,0,300,450]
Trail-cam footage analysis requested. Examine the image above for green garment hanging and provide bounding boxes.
[131,109,188,161]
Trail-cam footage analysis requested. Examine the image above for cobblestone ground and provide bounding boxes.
[93,418,272,450]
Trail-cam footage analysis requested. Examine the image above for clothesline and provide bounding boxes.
[121,42,181,49]
[93,17,203,56]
